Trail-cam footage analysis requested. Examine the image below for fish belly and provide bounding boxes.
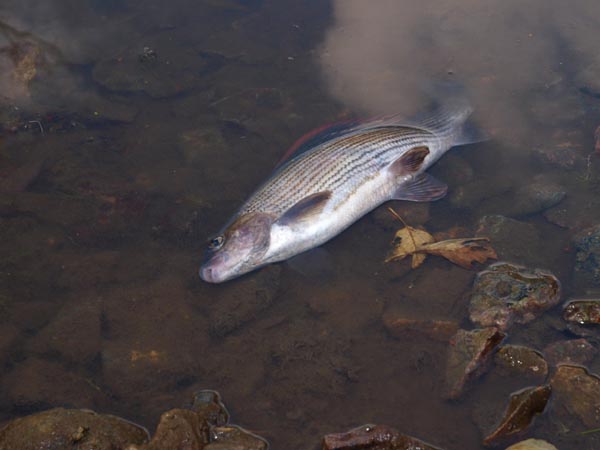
[263,172,392,264]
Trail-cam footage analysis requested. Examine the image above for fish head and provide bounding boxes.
[200,212,273,283]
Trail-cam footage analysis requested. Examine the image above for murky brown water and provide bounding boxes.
[1,1,600,449]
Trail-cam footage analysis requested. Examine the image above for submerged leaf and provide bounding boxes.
[418,238,498,269]
[385,209,498,270]
[385,225,434,268]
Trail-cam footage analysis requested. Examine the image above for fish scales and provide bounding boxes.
[240,127,432,216]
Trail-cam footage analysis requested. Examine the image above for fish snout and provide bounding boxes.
[199,252,230,283]
[199,265,217,283]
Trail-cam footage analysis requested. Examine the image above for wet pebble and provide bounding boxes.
[322,424,443,450]
[444,327,506,400]
[191,390,229,427]
[573,225,600,288]
[550,365,600,430]
[562,299,600,325]
[543,338,596,367]
[505,439,558,450]
[0,408,149,450]
[493,345,548,382]
[468,262,561,331]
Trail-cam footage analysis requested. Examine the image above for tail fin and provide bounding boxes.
[410,80,488,146]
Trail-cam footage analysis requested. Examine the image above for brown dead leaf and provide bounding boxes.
[385,209,497,270]
[418,238,498,269]
[385,225,434,268]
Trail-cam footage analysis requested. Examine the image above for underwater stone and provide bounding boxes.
[468,262,561,331]
[322,424,443,450]
[505,439,558,450]
[0,408,149,450]
[476,215,543,265]
[493,345,548,381]
[550,365,600,430]
[543,338,596,367]
[562,299,600,325]
[444,327,506,400]
[573,225,600,288]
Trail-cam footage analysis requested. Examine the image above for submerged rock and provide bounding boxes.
[533,129,587,170]
[468,263,561,331]
[562,299,600,325]
[204,426,268,450]
[543,338,596,367]
[478,175,565,218]
[505,439,558,450]
[191,390,229,427]
[483,385,552,447]
[573,225,600,288]
[493,345,548,382]
[0,408,150,450]
[450,178,512,210]
[0,390,268,450]
[444,327,506,400]
[92,40,211,98]
[209,265,281,337]
[476,216,544,264]
[550,365,600,430]
[322,424,443,450]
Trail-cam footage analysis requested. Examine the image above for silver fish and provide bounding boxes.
[200,100,481,283]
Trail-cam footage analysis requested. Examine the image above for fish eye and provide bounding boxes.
[208,235,224,250]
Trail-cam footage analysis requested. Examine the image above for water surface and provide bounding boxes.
[1,1,600,449]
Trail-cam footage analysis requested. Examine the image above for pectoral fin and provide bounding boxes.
[392,173,448,202]
[277,191,332,226]
[389,146,430,175]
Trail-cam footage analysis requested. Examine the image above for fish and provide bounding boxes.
[200,98,483,283]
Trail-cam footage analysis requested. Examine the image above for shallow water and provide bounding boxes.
[1,0,600,449]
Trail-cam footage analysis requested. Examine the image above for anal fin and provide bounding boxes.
[392,173,448,202]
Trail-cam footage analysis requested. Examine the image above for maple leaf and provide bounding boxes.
[385,208,497,270]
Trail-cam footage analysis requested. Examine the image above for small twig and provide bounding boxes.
[387,207,417,250]
[28,120,44,135]
[580,427,600,436]
[387,207,408,227]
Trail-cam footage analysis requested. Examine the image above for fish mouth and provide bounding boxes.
[199,252,236,283]
[199,265,220,283]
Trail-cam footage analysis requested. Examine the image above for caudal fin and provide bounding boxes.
[414,79,488,146]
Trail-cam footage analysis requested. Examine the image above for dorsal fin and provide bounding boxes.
[277,191,332,226]
[276,119,362,167]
